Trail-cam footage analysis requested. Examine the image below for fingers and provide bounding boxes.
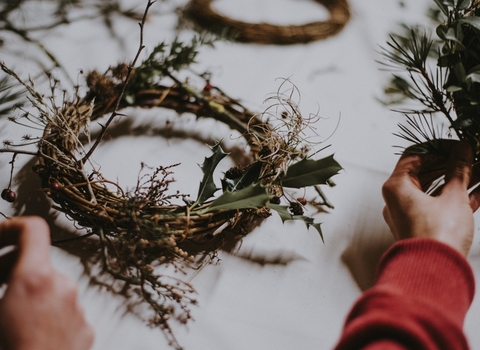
[0,217,52,280]
[0,250,18,284]
[382,149,427,206]
[469,185,480,212]
[442,140,473,195]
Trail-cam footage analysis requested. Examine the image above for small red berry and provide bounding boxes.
[203,82,213,92]
[1,188,16,203]
[49,180,62,191]
[297,197,307,206]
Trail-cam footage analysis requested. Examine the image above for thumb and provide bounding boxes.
[442,140,472,195]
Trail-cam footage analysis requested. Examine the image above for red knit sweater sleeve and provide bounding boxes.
[334,238,475,350]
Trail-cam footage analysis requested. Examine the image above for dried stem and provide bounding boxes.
[81,0,155,163]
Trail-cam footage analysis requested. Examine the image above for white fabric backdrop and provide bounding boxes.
[2,0,480,349]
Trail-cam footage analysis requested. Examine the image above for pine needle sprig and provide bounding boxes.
[381,28,433,71]
[381,0,480,162]
[394,114,442,154]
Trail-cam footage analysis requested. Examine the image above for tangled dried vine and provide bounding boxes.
[0,2,341,349]
[182,0,350,45]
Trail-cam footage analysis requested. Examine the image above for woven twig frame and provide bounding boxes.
[183,0,350,45]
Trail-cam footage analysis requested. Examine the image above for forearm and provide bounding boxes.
[335,238,475,350]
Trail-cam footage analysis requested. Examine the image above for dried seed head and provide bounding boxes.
[269,196,281,205]
[225,166,243,179]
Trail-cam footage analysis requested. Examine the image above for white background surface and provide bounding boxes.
[2,0,480,349]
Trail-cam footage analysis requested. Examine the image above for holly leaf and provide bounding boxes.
[222,161,264,192]
[205,183,270,212]
[266,203,292,222]
[281,155,342,189]
[267,203,324,242]
[196,141,228,204]
[233,161,263,190]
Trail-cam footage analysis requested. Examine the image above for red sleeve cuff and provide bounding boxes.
[375,238,475,324]
[335,238,475,350]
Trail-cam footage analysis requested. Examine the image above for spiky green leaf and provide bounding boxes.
[281,155,342,189]
[196,141,228,204]
[232,161,263,190]
[267,203,324,241]
[266,203,292,222]
[205,183,269,212]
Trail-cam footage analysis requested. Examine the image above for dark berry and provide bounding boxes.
[289,202,304,216]
[1,189,16,203]
[49,180,61,191]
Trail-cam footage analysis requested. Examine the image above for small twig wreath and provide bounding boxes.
[182,0,351,45]
[0,2,341,349]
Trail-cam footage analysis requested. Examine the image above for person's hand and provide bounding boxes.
[382,140,480,257]
[0,216,94,350]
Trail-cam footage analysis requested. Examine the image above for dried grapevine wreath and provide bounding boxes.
[0,2,341,349]
[182,0,351,45]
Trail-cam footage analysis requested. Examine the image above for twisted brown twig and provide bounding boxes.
[183,0,350,45]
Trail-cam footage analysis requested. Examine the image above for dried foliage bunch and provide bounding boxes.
[381,0,480,165]
[0,2,341,348]
[182,0,350,45]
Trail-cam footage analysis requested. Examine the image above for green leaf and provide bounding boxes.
[446,85,463,92]
[266,203,292,222]
[467,64,480,74]
[454,62,467,83]
[233,161,263,190]
[196,141,228,204]
[457,0,470,10]
[436,24,448,40]
[444,27,463,47]
[433,0,449,16]
[281,155,342,189]
[438,54,453,67]
[467,72,480,83]
[205,183,270,212]
[267,203,324,241]
[458,17,480,31]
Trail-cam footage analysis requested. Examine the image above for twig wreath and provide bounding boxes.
[380,0,480,168]
[0,1,341,348]
[182,0,351,45]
